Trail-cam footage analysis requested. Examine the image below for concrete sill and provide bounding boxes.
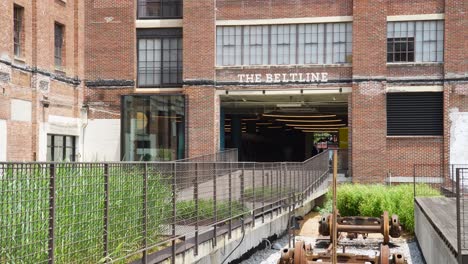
[14,57,26,64]
[387,62,443,67]
[134,87,183,93]
[216,63,352,70]
[55,68,66,76]
[386,136,443,139]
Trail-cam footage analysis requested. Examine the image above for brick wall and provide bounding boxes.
[184,86,219,157]
[216,0,353,20]
[0,0,84,161]
[84,0,135,82]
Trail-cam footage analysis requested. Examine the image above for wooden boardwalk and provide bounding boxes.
[416,197,468,258]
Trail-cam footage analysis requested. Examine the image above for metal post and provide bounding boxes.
[142,163,148,263]
[413,165,416,198]
[240,163,245,232]
[332,150,338,264]
[103,164,109,263]
[213,163,217,247]
[276,166,280,216]
[252,164,256,227]
[262,165,265,223]
[228,162,233,239]
[171,163,177,264]
[456,168,462,264]
[194,163,199,255]
[48,164,56,264]
[270,166,274,219]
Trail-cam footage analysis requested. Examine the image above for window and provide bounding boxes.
[54,23,64,67]
[387,21,444,63]
[216,22,352,66]
[47,135,76,161]
[137,29,183,88]
[122,95,185,161]
[137,0,182,19]
[243,26,269,65]
[387,92,443,136]
[13,5,24,57]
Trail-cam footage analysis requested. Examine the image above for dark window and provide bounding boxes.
[387,92,443,136]
[137,28,182,88]
[387,37,414,62]
[387,21,444,63]
[13,5,24,57]
[137,0,182,19]
[54,23,64,67]
[47,135,76,161]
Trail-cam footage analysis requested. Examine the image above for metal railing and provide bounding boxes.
[0,151,330,264]
[175,148,238,163]
[413,164,468,264]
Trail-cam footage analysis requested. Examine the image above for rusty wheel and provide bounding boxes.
[392,253,405,264]
[382,211,390,244]
[379,244,390,264]
[319,214,330,236]
[390,214,401,238]
[294,241,306,264]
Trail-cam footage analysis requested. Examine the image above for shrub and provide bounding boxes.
[321,184,441,233]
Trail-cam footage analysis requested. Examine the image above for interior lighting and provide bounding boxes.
[276,119,342,123]
[263,114,336,118]
[294,127,342,130]
[286,124,346,127]
[256,123,273,125]
[302,130,338,133]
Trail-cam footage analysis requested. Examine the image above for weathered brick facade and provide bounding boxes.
[0,0,84,161]
[1,0,466,182]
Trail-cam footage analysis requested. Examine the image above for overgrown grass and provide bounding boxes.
[244,186,299,201]
[317,184,441,233]
[0,164,255,263]
[176,199,249,224]
[0,164,173,263]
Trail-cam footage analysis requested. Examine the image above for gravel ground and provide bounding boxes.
[239,234,424,264]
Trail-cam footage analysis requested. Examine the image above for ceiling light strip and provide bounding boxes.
[263,114,336,118]
[287,124,346,127]
[276,119,342,123]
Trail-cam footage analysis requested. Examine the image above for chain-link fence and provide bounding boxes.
[0,151,330,264]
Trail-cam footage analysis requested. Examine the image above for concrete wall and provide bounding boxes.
[449,109,468,165]
[167,186,328,264]
[83,119,121,161]
[0,120,6,161]
[414,202,458,264]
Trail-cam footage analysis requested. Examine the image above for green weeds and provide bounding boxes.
[320,184,441,233]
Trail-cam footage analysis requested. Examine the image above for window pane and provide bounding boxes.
[137,30,181,87]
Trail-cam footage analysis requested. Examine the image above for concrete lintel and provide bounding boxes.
[136,19,183,28]
[386,85,444,93]
[216,16,353,26]
[387,14,444,21]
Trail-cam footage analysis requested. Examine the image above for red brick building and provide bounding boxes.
[0,0,84,162]
[1,0,467,182]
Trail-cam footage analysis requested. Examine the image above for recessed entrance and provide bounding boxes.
[220,91,349,162]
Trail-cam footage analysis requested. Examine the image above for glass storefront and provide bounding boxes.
[121,95,185,161]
